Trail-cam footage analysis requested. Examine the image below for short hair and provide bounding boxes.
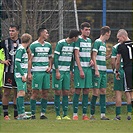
[21,33,32,44]
[68,29,80,38]
[37,27,47,37]
[80,22,91,30]
[100,26,110,35]
[10,24,19,31]
[117,29,128,37]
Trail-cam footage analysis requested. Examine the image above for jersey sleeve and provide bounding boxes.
[111,47,117,58]
[92,41,100,53]
[54,42,62,55]
[53,42,62,69]
[48,44,52,57]
[15,49,24,76]
[30,44,35,57]
[74,38,80,50]
[117,44,122,54]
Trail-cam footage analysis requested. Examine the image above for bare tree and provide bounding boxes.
[1,0,76,41]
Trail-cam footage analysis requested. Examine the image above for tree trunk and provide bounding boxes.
[21,0,27,35]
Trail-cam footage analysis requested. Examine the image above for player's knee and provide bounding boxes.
[3,91,10,97]
[83,89,89,94]
[75,89,81,94]
[55,90,61,95]
[17,91,25,97]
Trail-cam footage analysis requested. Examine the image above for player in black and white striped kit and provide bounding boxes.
[0,24,30,120]
[0,24,21,120]
[115,29,133,120]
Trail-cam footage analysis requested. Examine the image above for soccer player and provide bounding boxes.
[0,24,21,120]
[28,27,52,119]
[115,29,133,120]
[90,26,111,120]
[52,29,79,120]
[72,22,93,120]
[14,33,32,120]
[111,43,132,120]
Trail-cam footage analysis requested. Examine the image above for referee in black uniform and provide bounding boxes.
[115,29,133,119]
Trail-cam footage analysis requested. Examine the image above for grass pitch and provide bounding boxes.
[0,105,132,133]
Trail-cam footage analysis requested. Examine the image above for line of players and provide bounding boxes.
[0,22,132,120]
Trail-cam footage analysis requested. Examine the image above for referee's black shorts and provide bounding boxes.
[124,67,132,90]
[3,72,17,89]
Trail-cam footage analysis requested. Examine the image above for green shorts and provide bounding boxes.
[113,69,124,91]
[92,70,107,89]
[15,78,27,92]
[74,67,92,89]
[52,71,70,90]
[32,72,50,90]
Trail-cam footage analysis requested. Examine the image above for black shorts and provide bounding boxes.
[3,72,17,89]
[124,67,132,90]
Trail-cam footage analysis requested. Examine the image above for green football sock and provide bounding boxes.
[127,104,132,113]
[40,98,47,113]
[30,99,36,115]
[54,95,60,116]
[73,93,80,113]
[17,96,25,114]
[16,98,20,115]
[116,106,121,116]
[82,94,88,114]
[62,95,68,117]
[100,94,106,114]
[90,95,97,115]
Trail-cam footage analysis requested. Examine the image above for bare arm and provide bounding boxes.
[27,47,31,60]
[115,54,121,71]
[74,49,84,78]
[28,54,33,81]
[111,58,116,71]
[46,56,53,73]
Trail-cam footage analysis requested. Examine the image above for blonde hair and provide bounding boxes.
[21,33,32,43]
[117,29,128,37]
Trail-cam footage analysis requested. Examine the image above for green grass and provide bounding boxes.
[0,105,133,133]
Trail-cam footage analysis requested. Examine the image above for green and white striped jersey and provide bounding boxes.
[74,36,92,68]
[92,39,106,72]
[14,45,28,78]
[53,39,74,71]
[30,40,52,72]
[111,43,123,68]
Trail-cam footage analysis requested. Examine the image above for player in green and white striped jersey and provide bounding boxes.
[14,33,32,120]
[52,29,80,120]
[111,43,124,120]
[73,22,94,121]
[90,26,111,120]
[28,27,52,120]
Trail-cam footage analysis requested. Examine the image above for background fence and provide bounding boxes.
[1,0,133,43]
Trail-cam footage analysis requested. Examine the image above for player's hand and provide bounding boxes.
[56,71,60,80]
[22,76,26,82]
[89,60,94,67]
[95,70,100,77]
[28,73,32,81]
[79,70,85,78]
[116,72,120,80]
[46,67,51,73]
[2,59,11,66]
